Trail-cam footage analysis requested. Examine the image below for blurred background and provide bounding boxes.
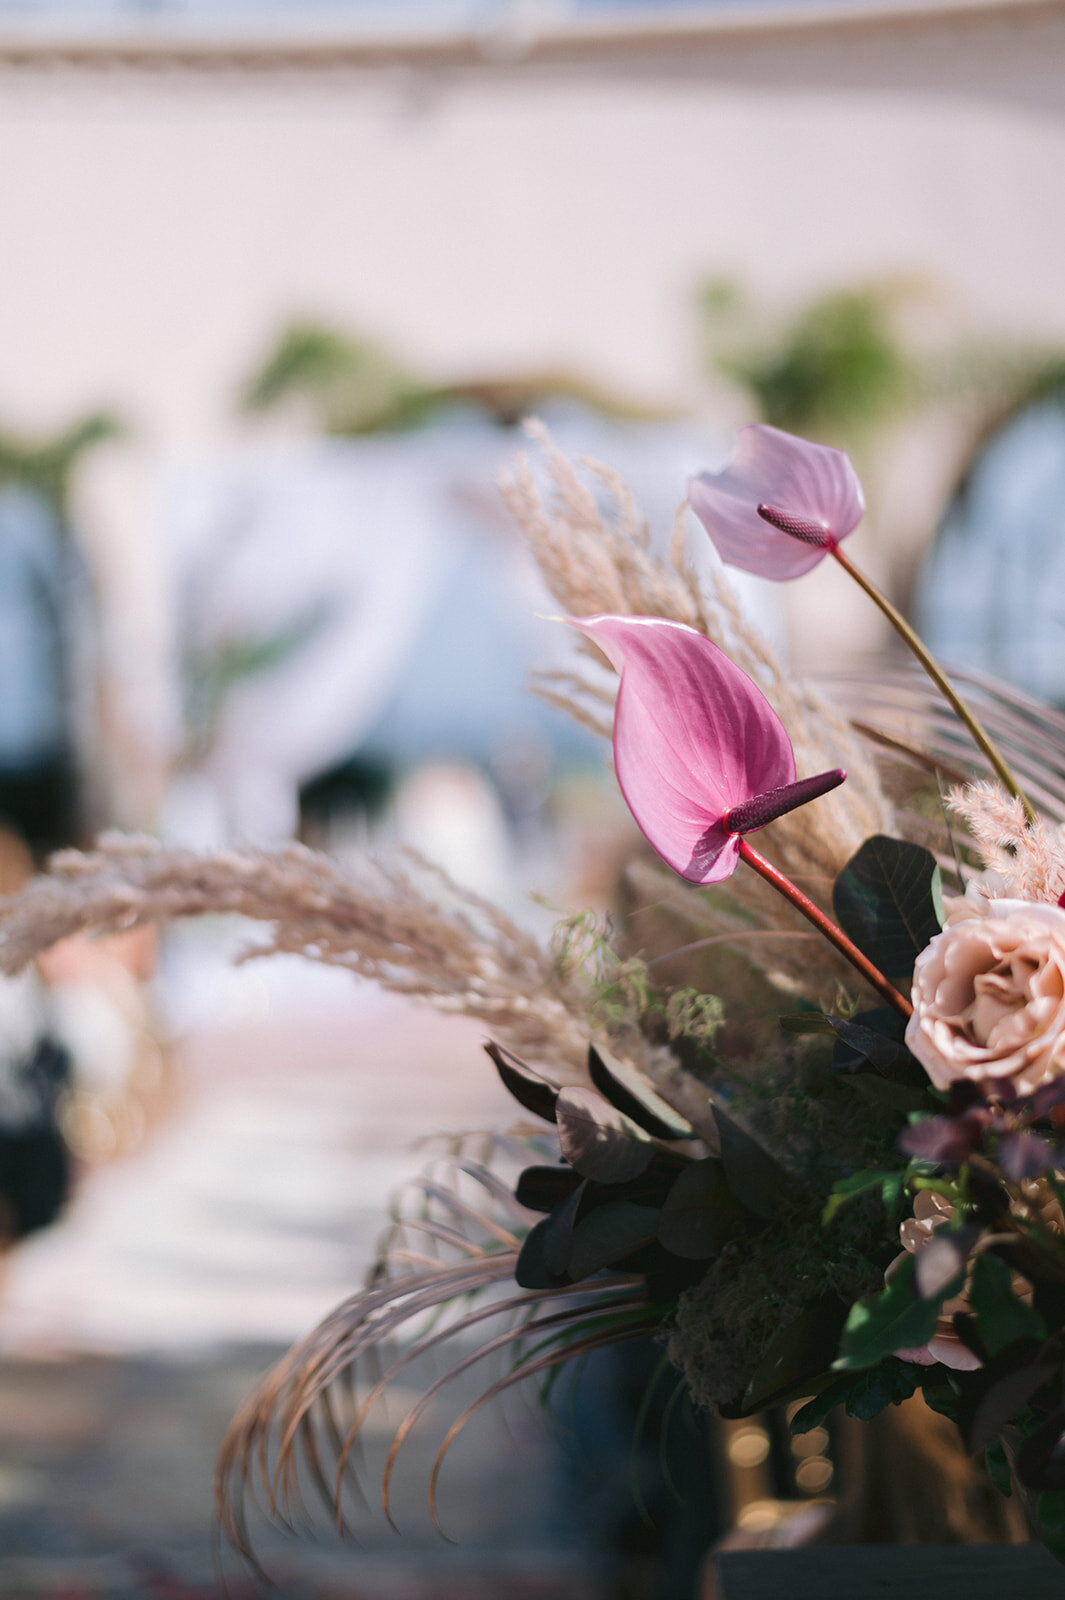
[0,0,1063,1594]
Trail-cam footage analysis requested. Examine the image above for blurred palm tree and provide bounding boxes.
[0,410,123,515]
[242,320,674,435]
[697,275,1065,457]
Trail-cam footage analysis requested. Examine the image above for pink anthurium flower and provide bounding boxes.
[570,615,844,884]
[688,423,865,580]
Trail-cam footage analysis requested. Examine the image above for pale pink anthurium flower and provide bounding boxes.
[688,423,865,580]
[569,615,844,884]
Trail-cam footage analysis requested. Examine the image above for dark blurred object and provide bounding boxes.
[298,750,394,847]
[0,412,121,856]
[712,1545,1063,1600]
[559,1339,725,1600]
[0,1033,71,1242]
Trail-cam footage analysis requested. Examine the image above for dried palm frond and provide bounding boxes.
[825,660,1065,824]
[0,835,607,1077]
[216,1155,650,1562]
[502,421,893,890]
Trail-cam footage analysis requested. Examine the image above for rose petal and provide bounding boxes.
[688,424,865,581]
[570,615,795,883]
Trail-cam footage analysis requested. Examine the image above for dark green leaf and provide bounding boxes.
[788,1379,854,1435]
[556,1087,654,1184]
[842,1357,922,1421]
[790,1359,922,1433]
[515,1218,570,1289]
[970,1252,1047,1357]
[985,1437,1013,1498]
[822,1168,902,1225]
[657,1158,742,1259]
[830,1014,918,1076]
[515,1165,582,1213]
[835,1252,959,1371]
[711,1104,787,1220]
[587,1042,695,1141]
[485,1041,559,1123]
[1035,1491,1065,1561]
[841,1075,931,1114]
[833,834,944,982]
[542,1183,585,1277]
[743,1299,848,1412]
[1018,1411,1065,1492]
[962,1348,1056,1454]
[566,1202,661,1281]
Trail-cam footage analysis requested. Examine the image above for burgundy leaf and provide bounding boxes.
[485,1041,559,1124]
[587,1042,695,1141]
[914,1225,978,1300]
[555,1086,654,1184]
[899,1114,983,1165]
[998,1131,1056,1182]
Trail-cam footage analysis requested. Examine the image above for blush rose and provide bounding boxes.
[906,900,1065,1097]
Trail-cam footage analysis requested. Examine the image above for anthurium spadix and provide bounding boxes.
[569,615,845,884]
[688,423,864,580]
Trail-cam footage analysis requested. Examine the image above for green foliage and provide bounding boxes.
[551,909,724,1050]
[742,1297,849,1412]
[969,1252,1046,1357]
[698,279,914,442]
[242,322,437,436]
[0,410,123,512]
[244,320,672,437]
[835,1250,963,1371]
[1035,1491,1065,1562]
[664,988,724,1047]
[184,601,330,758]
[790,1356,921,1433]
[822,1167,905,1226]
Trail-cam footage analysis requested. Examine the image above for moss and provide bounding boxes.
[671,1204,888,1412]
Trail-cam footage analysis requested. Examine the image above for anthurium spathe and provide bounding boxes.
[570,615,843,884]
[688,423,865,580]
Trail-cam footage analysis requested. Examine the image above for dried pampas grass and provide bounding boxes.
[0,834,601,1079]
[950,781,1065,905]
[501,421,893,891]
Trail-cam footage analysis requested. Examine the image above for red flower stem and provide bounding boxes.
[829,544,1036,826]
[737,836,912,1019]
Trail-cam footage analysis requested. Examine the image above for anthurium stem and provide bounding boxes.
[829,544,1036,826]
[737,837,912,1019]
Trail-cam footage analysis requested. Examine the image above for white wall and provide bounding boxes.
[0,28,1060,818]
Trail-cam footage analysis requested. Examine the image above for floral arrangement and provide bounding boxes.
[6,421,1065,1562]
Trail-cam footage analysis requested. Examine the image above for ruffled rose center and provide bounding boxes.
[929,923,1065,1071]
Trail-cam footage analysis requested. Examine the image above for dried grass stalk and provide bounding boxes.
[950,780,1065,904]
[0,834,600,1078]
[501,421,893,889]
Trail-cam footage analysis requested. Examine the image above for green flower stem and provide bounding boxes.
[737,837,912,1019]
[830,544,1037,826]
